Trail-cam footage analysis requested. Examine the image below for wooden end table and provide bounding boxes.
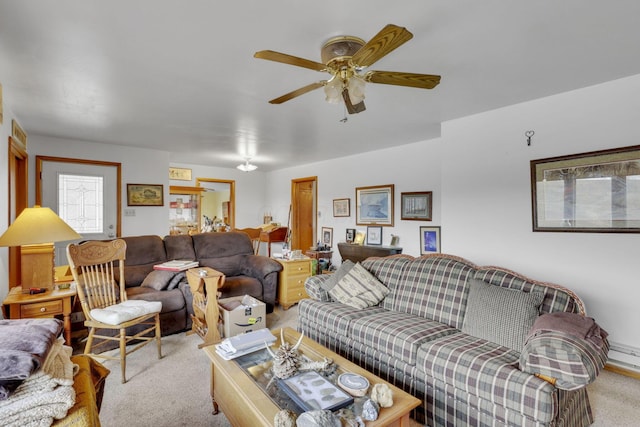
[2,286,76,345]
[186,267,225,348]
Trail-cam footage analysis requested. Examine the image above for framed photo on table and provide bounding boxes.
[127,184,164,206]
[333,198,350,217]
[401,191,432,221]
[345,228,356,243]
[366,226,383,245]
[356,184,394,226]
[321,227,333,247]
[420,226,441,254]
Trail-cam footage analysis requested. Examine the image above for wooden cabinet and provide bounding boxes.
[169,186,205,235]
[337,242,403,264]
[304,250,333,275]
[275,258,312,310]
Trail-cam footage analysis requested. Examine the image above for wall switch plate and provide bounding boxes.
[124,208,136,217]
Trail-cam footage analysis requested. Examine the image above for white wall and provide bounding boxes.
[441,74,640,368]
[0,86,15,304]
[265,138,443,266]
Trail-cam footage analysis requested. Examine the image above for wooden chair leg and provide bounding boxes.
[155,313,162,359]
[84,326,95,355]
[119,328,127,383]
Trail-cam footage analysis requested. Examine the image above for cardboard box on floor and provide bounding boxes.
[218,295,266,337]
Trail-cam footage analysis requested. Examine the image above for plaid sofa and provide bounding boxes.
[298,254,606,427]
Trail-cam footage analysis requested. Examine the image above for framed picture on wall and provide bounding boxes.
[127,184,164,206]
[366,226,383,245]
[333,198,350,217]
[401,191,432,221]
[420,226,441,254]
[356,184,394,226]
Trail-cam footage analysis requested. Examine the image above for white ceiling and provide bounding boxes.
[1,1,640,171]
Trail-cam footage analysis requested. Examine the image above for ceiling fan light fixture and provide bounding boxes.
[237,159,258,172]
[324,76,343,104]
[347,75,366,104]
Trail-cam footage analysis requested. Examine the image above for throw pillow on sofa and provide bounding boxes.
[328,262,389,309]
[462,278,544,351]
[320,260,355,292]
[141,270,177,291]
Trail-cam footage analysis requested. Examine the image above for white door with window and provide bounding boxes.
[40,160,119,266]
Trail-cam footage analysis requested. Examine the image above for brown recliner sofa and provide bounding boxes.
[116,231,282,337]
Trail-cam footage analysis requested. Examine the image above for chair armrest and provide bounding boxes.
[239,255,283,313]
[304,275,333,302]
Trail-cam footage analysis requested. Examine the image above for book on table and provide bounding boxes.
[153,260,199,271]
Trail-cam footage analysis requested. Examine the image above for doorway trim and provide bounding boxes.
[196,178,236,229]
[8,136,28,287]
[35,156,122,237]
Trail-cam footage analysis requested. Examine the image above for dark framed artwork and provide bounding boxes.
[321,227,333,247]
[345,228,356,243]
[333,198,350,217]
[420,226,441,254]
[366,226,383,245]
[531,145,640,233]
[401,191,433,221]
[127,184,164,206]
[355,184,394,226]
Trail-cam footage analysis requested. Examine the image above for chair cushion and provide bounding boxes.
[90,300,162,325]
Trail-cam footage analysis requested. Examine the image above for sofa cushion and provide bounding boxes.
[417,333,556,423]
[462,279,543,351]
[320,259,355,292]
[328,262,389,309]
[351,311,456,365]
[163,234,197,260]
[387,256,476,329]
[360,255,412,311]
[297,299,387,336]
[141,270,177,291]
[127,287,186,313]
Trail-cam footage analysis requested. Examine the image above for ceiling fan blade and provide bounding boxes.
[365,71,441,89]
[268,81,326,104]
[342,89,366,114]
[350,24,413,68]
[254,50,327,72]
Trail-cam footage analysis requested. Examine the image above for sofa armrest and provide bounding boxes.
[304,275,333,302]
[239,255,283,313]
[519,313,609,390]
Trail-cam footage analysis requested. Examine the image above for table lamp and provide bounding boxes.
[0,205,82,292]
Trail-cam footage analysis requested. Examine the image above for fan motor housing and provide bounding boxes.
[321,36,365,66]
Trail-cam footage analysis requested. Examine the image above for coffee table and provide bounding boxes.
[202,327,420,426]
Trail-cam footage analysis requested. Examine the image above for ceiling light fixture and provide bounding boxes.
[237,158,258,172]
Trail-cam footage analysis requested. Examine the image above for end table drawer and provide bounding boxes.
[21,300,63,317]
[284,262,312,275]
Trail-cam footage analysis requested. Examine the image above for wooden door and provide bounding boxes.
[291,177,317,251]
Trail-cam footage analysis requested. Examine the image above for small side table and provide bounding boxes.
[304,250,333,275]
[2,286,76,345]
[186,267,225,348]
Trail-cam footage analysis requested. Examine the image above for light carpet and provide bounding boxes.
[98,306,640,426]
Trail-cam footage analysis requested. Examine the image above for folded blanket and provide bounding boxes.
[0,319,64,400]
[519,312,609,390]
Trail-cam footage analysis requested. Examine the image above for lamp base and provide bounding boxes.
[20,243,55,293]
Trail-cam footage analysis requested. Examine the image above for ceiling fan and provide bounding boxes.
[254,24,441,114]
